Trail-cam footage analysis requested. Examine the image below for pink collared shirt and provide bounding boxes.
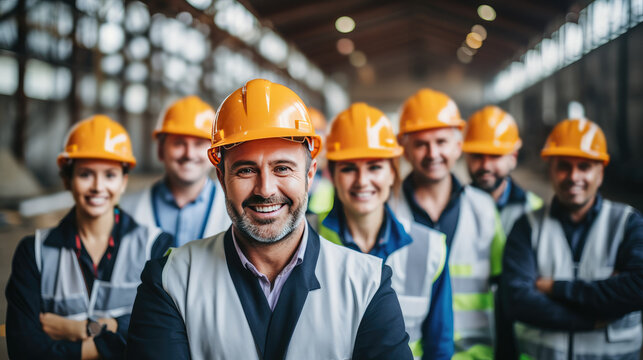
[232,223,308,311]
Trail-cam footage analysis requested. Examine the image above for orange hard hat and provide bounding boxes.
[208,79,322,165]
[307,107,327,133]
[462,106,522,155]
[57,115,136,168]
[326,103,403,161]
[153,95,215,139]
[399,88,465,135]
[541,118,609,165]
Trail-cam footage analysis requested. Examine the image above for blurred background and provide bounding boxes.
[0,0,642,356]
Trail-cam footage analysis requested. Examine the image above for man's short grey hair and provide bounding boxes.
[399,127,462,145]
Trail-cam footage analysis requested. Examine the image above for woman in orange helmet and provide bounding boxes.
[6,115,173,360]
[315,103,454,360]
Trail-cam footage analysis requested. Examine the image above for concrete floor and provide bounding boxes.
[0,166,641,359]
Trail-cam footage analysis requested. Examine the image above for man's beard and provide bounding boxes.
[471,170,505,193]
[226,194,308,244]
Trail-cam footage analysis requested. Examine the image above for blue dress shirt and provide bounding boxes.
[152,177,216,246]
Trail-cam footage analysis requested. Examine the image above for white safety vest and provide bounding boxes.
[318,214,447,358]
[119,179,230,242]
[387,218,447,358]
[515,200,642,360]
[162,231,383,360]
[499,191,543,236]
[390,185,501,354]
[35,225,161,321]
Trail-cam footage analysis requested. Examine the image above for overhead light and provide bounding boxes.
[258,31,288,64]
[456,48,473,64]
[459,46,476,57]
[465,32,483,49]
[0,56,18,95]
[98,22,125,54]
[478,5,496,21]
[336,38,354,55]
[124,84,148,114]
[471,24,487,40]
[287,51,309,80]
[349,51,367,67]
[186,0,212,10]
[335,16,355,33]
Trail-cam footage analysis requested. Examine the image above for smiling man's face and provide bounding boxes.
[549,156,604,210]
[219,138,316,244]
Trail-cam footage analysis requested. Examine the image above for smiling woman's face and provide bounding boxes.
[332,158,395,218]
[220,138,316,244]
[68,159,128,219]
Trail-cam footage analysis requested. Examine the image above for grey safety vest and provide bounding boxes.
[35,225,161,320]
[317,214,447,359]
[119,180,230,243]
[162,231,383,360]
[390,185,503,356]
[499,191,543,235]
[515,200,641,360]
[387,218,447,358]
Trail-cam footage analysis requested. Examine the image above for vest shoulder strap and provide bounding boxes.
[525,206,547,250]
[317,212,343,246]
[34,228,53,273]
[526,191,544,211]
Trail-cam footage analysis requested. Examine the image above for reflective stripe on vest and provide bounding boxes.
[318,215,447,358]
[35,225,161,320]
[450,187,502,351]
[500,191,543,235]
[162,232,383,360]
[119,182,231,241]
[390,186,503,353]
[515,200,642,360]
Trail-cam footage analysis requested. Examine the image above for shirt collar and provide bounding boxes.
[43,206,132,248]
[550,193,603,226]
[340,206,391,249]
[321,200,412,258]
[157,177,214,206]
[496,177,513,209]
[403,172,464,209]
[231,221,308,278]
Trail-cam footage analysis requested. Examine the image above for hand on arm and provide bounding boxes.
[81,338,101,360]
[502,216,597,331]
[97,317,118,333]
[40,313,87,342]
[535,277,554,295]
[548,213,643,318]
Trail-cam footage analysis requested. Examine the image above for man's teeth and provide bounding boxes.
[254,205,281,213]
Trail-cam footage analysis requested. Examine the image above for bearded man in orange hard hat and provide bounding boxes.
[126,79,413,360]
[462,105,543,235]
